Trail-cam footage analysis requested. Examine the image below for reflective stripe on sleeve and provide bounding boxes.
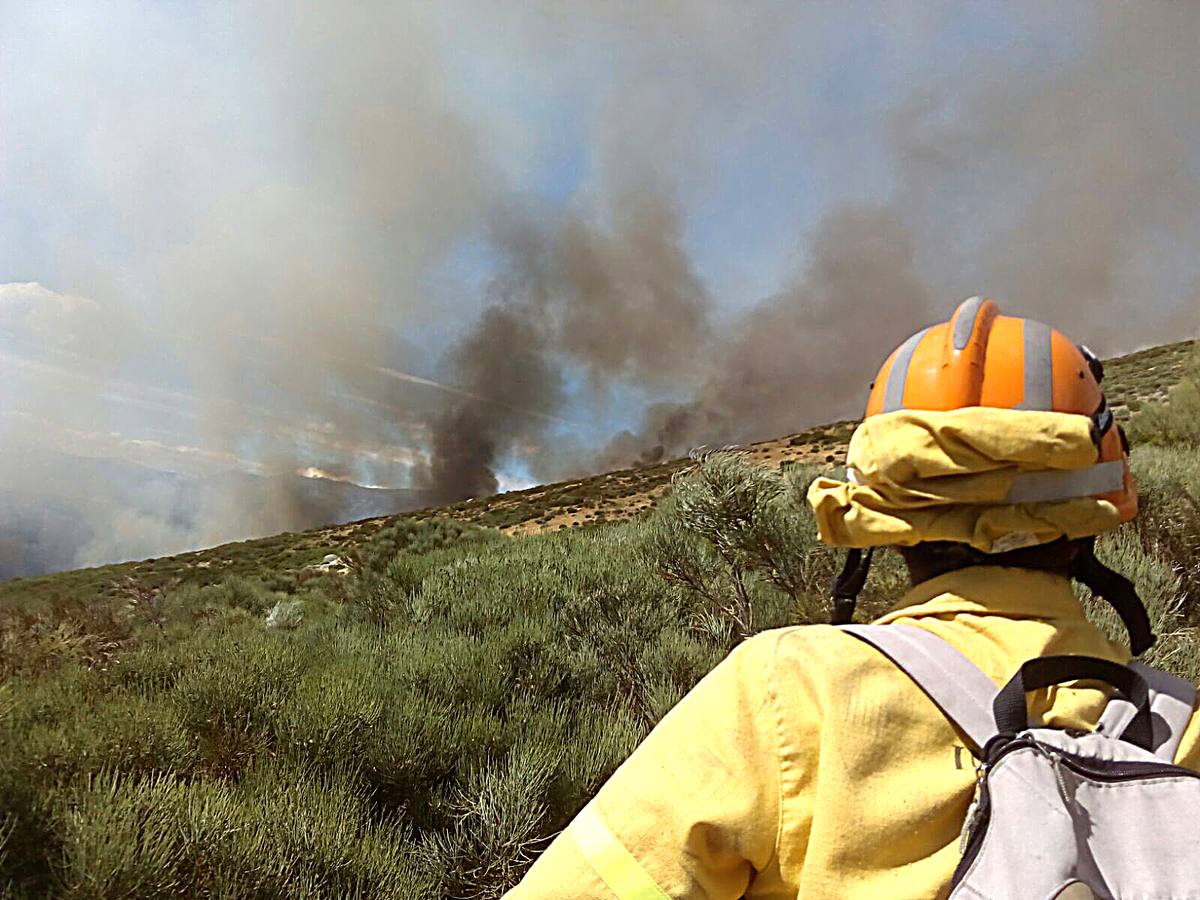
[569,807,670,900]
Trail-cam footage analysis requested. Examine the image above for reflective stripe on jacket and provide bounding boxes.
[504,567,1200,899]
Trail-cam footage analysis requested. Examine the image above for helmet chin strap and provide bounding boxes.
[830,547,874,625]
[828,537,1157,657]
[1069,536,1157,657]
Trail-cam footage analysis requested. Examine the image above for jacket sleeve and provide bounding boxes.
[1173,699,1200,772]
[504,630,785,900]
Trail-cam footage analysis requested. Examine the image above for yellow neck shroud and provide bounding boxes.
[806,407,1124,552]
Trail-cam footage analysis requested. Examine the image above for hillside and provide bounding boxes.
[0,441,435,582]
[0,338,1196,898]
[1,338,1192,609]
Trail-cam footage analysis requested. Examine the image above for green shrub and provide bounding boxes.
[263,570,300,593]
[169,632,306,778]
[1128,345,1200,447]
[342,553,430,629]
[214,576,277,614]
[1082,528,1186,666]
[54,765,436,899]
[1129,445,1200,618]
[647,452,837,644]
[2,410,1197,897]
[421,743,560,900]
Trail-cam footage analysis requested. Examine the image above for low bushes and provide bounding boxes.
[53,764,436,899]
[0,521,683,897]
[1128,344,1200,448]
[2,391,1198,897]
[647,452,905,646]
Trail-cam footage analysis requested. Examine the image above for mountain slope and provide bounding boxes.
[0,442,434,581]
[0,338,1193,606]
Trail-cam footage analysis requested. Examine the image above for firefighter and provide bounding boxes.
[505,298,1197,899]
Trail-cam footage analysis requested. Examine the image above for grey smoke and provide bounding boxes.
[595,205,932,468]
[418,183,713,501]
[892,3,1200,351]
[419,303,564,505]
[2,2,494,569]
[432,2,1200,482]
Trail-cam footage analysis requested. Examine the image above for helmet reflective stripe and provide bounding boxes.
[1003,459,1126,504]
[859,297,1137,523]
[1079,343,1105,383]
[952,295,986,350]
[1017,318,1055,411]
[883,327,932,412]
[845,458,1126,505]
[569,807,669,900]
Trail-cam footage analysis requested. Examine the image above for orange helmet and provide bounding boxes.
[827,297,1152,651]
[863,296,1136,522]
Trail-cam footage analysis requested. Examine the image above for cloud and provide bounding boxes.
[0,282,105,349]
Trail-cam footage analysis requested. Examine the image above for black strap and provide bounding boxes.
[993,655,1154,751]
[1070,537,1156,656]
[1079,344,1105,385]
[1090,397,1114,447]
[830,547,874,625]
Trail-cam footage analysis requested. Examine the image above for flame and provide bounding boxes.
[295,466,389,490]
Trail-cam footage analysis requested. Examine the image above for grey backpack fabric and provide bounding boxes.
[841,624,1200,899]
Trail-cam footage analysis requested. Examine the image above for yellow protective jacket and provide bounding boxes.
[505,567,1200,899]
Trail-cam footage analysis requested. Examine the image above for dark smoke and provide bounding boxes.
[423,4,1200,490]
[595,205,932,469]
[421,184,712,499]
[430,203,931,485]
[418,303,564,504]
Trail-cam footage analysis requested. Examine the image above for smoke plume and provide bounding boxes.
[420,303,564,504]
[595,205,932,468]
[429,2,1200,483]
[417,181,713,500]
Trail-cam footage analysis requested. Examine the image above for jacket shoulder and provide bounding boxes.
[736,624,904,695]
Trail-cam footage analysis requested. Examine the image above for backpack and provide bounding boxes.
[841,623,1200,899]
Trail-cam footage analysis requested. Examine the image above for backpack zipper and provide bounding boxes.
[1018,735,1200,783]
[957,764,987,854]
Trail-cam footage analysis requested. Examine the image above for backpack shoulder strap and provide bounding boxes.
[1098,660,1196,762]
[840,623,999,756]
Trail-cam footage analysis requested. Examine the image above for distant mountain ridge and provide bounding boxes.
[0,442,432,580]
[0,338,1193,591]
